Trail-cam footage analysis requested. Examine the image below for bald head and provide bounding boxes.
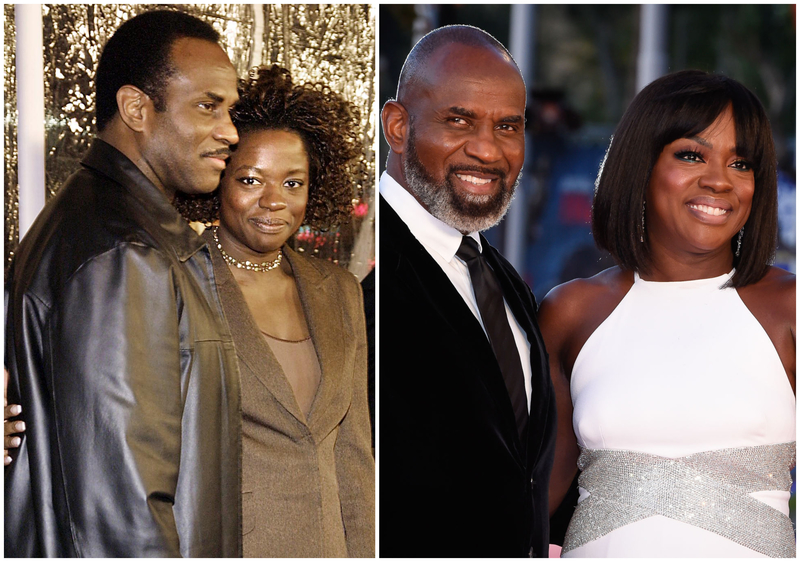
[397,25,521,104]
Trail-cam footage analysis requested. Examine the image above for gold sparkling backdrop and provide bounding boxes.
[4,5,19,273]
[5,4,375,276]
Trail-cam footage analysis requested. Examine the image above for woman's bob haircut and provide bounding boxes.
[592,69,778,288]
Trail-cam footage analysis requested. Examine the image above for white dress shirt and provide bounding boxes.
[380,171,533,408]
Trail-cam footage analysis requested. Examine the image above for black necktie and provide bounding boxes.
[457,236,529,443]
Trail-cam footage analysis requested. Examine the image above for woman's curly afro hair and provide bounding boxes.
[174,65,362,231]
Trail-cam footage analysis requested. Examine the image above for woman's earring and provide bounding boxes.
[735,227,744,258]
[640,200,646,243]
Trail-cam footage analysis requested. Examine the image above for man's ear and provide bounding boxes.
[381,100,410,156]
[116,85,152,133]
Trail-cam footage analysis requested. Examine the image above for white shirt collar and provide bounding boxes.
[379,171,482,262]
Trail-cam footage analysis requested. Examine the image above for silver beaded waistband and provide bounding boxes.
[562,442,796,557]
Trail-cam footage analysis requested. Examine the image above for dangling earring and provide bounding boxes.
[640,199,646,243]
[735,227,744,258]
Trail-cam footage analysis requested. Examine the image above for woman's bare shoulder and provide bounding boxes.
[759,265,796,293]
[538,266,633,369]
[739,266,795,315]
[539,266,631,325]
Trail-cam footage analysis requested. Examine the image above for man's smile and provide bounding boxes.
[455,173,492,186]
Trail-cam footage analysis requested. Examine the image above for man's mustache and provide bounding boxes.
[203,148,232,159]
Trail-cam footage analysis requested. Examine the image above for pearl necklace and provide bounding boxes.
[213,227,282,272]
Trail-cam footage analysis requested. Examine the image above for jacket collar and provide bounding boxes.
[206,230,345,433]
[81,139,207,262]
[284,246,347,431]
[379,171,480,265]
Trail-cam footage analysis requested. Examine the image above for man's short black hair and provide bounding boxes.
[592,70,778,288]
[396,24,519,103]
[94,9,220,132]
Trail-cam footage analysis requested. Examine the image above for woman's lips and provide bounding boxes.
[687,203,729,216]
[250,217,288,234]
[685,197,733,224]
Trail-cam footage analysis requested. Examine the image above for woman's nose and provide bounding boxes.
[259,188,287,210]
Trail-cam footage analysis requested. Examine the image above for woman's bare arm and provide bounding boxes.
[538,283,582,516]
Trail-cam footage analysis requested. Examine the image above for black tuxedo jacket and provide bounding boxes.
[379,197,557,558]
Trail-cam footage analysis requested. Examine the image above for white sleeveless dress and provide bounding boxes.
[562,270,795,558]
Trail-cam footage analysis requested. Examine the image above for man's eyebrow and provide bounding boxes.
[448,106,477,119]
[446,106,523,124]
[205,91,225,103]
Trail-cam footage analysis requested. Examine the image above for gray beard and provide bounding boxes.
[402,128,518,234]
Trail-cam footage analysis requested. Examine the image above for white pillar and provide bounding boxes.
[505,4,536,270]
[15,4,46,238]
[636,4,669,92]
[249,4,264,69]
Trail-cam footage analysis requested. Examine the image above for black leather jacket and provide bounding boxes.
[4,140,242,557]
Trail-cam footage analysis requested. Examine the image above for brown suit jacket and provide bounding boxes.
[205,230,375,557]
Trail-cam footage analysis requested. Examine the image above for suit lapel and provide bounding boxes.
[384,199,488,348]
[283,247,346,434]
[206,231,308,425]
[382,199,524,462]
